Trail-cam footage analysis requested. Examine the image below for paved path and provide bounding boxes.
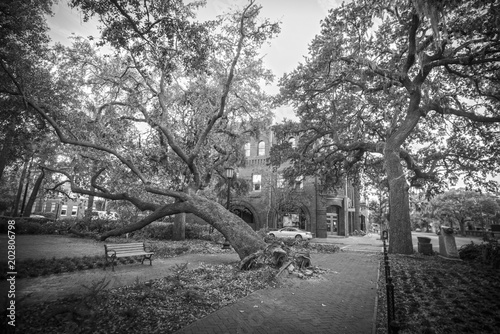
[175,252,380,334]
[11,253,241,305]
[2,235,382,333]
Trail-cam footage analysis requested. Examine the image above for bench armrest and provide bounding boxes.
[106,249,117,257]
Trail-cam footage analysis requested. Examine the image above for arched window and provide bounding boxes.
[258,141,265,156]
[289,137,296,148]
[244,143,251,157]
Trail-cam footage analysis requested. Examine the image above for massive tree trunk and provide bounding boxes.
[354,185,361,231]
[84,190,95,223]
[189,194,267,260]
[12,157,29,216]
[22,168,45,217]
[384,145,414,254]
[173,212,186,241]
[20,163,32,216]
[100,193,266,260]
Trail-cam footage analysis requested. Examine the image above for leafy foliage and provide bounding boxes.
[430,189,500,230]
[0,1,283,257]
[274,0,500,254]
[459,241,500,269]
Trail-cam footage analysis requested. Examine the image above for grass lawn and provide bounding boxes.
[2,238,338,334]
[4,235,499,333]
[376,253,500,334]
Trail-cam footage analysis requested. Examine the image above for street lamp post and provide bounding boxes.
[222,167,234,249]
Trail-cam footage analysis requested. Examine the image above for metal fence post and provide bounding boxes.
[382,230,398,334]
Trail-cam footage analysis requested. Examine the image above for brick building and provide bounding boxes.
[231,129,369,238]
[32,183,105,219]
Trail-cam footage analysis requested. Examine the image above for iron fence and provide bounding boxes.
[382,230,399,334]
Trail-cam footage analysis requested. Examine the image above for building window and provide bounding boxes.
[51,203,56,212]
[277,174,285,188]
[60,205,67,216]
[244,142,251,157]
[253,174,261,191]
[289,137,296,148]
[295,176,304,190]
[258,141,265,156]
[71,207,78,216]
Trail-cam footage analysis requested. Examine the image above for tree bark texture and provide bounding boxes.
[12,158,29,216]
[188,194,267,260]
[20,163,32,216]
[100,193,266,260]
[354,185,361,231]
[173,212,186,241]
[384,146,414,254]
[22,168,45,217]
[84,191,95,223]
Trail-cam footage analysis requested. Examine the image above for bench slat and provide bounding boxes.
[114,252,154,258]
[107,247,146,252]
[106,244,145,249]
[104,242,155,271]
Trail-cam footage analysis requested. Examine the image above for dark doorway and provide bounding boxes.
[233,208,256,231]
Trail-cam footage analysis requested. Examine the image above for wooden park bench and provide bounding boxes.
[104,242,155,271]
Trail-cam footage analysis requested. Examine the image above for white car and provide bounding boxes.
[268,227,313,240]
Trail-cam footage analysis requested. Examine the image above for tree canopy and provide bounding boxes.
[1,0,281,260]
[427,189,499,232]
[273,0,500,253]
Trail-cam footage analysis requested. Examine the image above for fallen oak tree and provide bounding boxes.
[2,1,282,264]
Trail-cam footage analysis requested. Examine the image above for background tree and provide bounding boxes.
[3,0,280,261]
[0,0,58,214]
[430,189,500,234]
[273,0,500,253]
[268,175,311,230]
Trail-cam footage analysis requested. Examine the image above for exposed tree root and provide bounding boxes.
[239,240,312,276]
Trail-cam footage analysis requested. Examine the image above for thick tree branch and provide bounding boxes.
[26,99,150,184]
[402,13,419,77]
[43,166,160,211]
[190,1,255,161]
[425,102,500,122]
[45,179,74,200]
[99,200,194,240]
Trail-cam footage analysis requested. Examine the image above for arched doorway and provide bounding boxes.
[277,207,308,230]
[232,206,256,231]
[326,205,340,235]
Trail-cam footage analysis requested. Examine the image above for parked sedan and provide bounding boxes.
[268,227,313,240]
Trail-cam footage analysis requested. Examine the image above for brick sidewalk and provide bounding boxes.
[175,251,380,334]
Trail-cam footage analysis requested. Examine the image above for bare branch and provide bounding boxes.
[425,102,500,123]
[26,99,150,184]
[43,166,160,211]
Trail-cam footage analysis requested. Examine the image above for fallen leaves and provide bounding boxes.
[14,262,279,334]
[377,254,500,333]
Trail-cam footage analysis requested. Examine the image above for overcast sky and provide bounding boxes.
[46,0,343,122]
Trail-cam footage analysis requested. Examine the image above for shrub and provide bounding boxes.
[133,223,173,240]
[459,241,500,268]
[39,221,62,234]
[185,224,210,239]
[16,221,43,234]
[0,217,58,234]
